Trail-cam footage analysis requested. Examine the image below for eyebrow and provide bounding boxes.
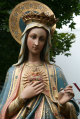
[29,33,46,38]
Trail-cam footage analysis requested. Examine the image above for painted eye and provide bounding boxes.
[39,37,45,41]
[31,35,36,39]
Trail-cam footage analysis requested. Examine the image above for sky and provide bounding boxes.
[56,15,80,85]
[55,15,80,117]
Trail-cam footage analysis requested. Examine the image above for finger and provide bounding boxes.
[65,90,74,96]
[36,89,44,95]
[64,88,73,91]
[34,83,45,90]
[32,81,42,87]
[35,85,45,92]
[64,87,73,91]
[65,89,74,93]
[60,88,64,91]
[64,85,73,91]
[29,81,33,85]
[66,85,72,88]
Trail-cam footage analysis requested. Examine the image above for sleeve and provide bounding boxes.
[7,96,26,117]
[55,65,68,92]
[0,66,15,112]
[55,65,80,117]
[0,64,27,118]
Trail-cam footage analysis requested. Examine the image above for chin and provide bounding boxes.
[31,52,40,55]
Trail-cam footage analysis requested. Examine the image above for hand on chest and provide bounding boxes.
[21,63,49,88]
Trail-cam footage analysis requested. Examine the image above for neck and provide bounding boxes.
[28,53,41,63]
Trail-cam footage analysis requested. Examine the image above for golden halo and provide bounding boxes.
[9,0,56,44]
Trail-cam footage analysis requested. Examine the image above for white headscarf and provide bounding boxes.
[15,22,52,66]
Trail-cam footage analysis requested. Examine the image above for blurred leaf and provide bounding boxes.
[69,22,76,30]
[50,31,75,58]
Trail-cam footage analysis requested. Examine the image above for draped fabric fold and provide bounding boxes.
[0,64,79,119]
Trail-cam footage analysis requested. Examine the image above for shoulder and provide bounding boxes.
[6,64,22,77]
[4,65,16,83]
[46,62,64,77]
[6,65,17,75]
[48,61,66,79]
[7,65,15,73]
[48,61,62,72]
[5,64,24,85]
[8,63,24,72]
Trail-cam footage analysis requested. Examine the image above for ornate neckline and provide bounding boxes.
[25,61,45,67]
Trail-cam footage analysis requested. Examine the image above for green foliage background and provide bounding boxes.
[0,0,80,85]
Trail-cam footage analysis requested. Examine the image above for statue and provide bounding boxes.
[0,0,79,119]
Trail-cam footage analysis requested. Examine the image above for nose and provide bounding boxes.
[34,39,39,46]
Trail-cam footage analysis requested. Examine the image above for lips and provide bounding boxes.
[32,46,39,50]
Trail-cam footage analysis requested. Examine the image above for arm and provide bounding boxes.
[0,65,26,118]
[7,81,45,117]
[55,65,79,117]
[7,96,26,117]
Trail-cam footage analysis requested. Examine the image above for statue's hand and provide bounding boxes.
[58,85,74,105]
[20,81,45,100]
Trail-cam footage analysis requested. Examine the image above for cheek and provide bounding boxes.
[40,42,46,49]
[27,39,33,48]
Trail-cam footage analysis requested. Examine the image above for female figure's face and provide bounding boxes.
[27,27,47,56]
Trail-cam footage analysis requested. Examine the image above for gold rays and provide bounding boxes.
[21,63,48,88]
